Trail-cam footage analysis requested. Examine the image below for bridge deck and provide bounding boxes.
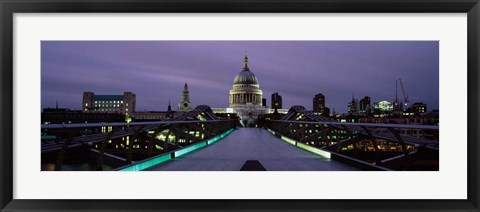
[148,128,358,171]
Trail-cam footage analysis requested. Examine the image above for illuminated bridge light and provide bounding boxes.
[119,154,171,171]
[175,142,207,157]
[296,142,331,159]
[118,128,235,171]
[280,136,296,145]
[207,128,234,145]
[267,128,331,159]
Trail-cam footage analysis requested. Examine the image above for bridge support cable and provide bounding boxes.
[388,128,411,170]
[343,126,360,158]
[362,126,382,165]
[299,128,330,145]
[96,130,116,171]
[127,125,146,164]
[335,128,343,152]
[146,124,172,158]
[144,134,180,158]
[54,129,79,171]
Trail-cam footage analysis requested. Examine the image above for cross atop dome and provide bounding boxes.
[243,50,249,71]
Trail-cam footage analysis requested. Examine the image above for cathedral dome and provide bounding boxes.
[233,70,258,85]
[233,52,259,85]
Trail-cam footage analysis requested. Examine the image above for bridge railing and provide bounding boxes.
[263,119,439,171]
[41,119,238,171]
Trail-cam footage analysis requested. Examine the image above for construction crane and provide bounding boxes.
[398,78,409,110]
[393,80,402,112]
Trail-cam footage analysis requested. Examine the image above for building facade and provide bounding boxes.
[372,100,394,117]
[82,91,136,115]
[271,93,282,110]
[348,97,358,115]
[133,101,178,121]
[408,102,427,114]
[313,93,325,113]
[228,52,267,127]
[359,96,371,114]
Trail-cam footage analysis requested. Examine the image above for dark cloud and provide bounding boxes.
[41,41,439,113]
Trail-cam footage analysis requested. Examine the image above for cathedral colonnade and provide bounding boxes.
[231,92,262,105]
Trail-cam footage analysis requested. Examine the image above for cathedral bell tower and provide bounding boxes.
[178,83,192,112]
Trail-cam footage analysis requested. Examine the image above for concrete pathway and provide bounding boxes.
[148,128,358,171]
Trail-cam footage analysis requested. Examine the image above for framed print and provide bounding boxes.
[1,0,479,211]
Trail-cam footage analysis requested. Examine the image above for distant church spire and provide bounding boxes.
[243,50,249,71]
[56,100,58,109]
[166,99,174,119]
[178,82,192,112]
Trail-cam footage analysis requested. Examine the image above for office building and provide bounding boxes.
[359,96,371,114]
[271,93,282,110]
[313,93,325,113]
[82,91,136,115]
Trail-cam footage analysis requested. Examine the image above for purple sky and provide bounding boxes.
[41,41,439,113]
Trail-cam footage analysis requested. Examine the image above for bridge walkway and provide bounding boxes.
[148,128,358,171]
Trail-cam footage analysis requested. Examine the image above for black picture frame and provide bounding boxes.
[1,0,479,211]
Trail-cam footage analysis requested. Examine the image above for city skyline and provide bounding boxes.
[41,41,439,113]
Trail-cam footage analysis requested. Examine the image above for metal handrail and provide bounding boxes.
[267,120,439,130]
[41,119,237,129]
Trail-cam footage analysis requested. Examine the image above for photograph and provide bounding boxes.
[2,1,478,210]
[40,41,439,171]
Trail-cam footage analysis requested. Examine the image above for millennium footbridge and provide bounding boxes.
[41,105,439,171]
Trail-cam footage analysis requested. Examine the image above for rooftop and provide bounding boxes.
[92,95,124,101]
